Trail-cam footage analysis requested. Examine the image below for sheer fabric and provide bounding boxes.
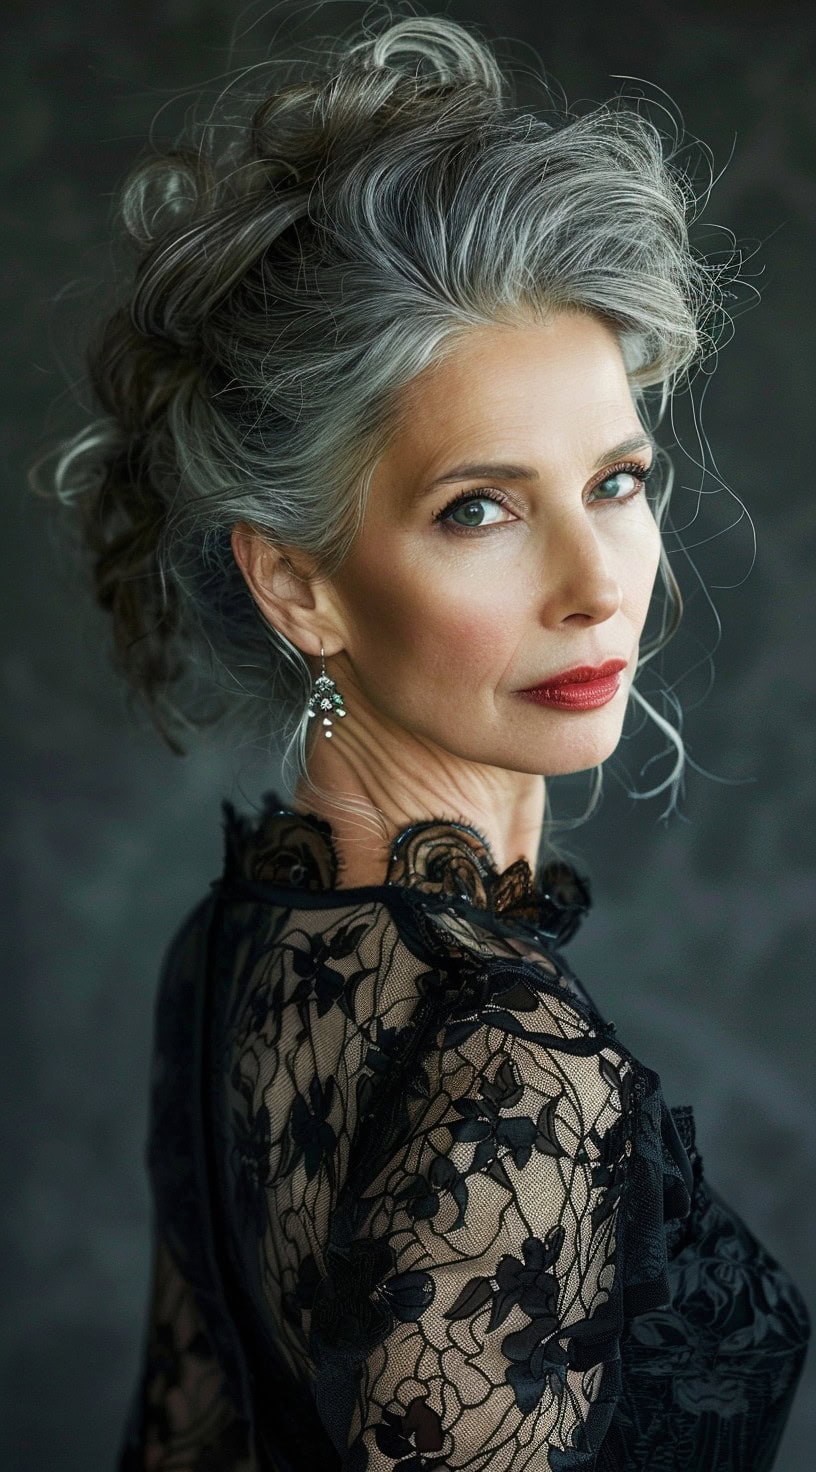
[118,791,810,1470]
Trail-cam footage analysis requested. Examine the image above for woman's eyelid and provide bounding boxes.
[589,456,655,495]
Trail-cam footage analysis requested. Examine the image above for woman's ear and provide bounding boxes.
[230,521,343,658]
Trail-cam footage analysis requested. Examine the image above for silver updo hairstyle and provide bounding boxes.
[34,6,742,837]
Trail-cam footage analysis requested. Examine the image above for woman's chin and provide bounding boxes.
[514,713,626,776]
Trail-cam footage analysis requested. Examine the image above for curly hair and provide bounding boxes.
[31,5,741,825]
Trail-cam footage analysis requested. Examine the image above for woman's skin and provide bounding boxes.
[231,307,663,886]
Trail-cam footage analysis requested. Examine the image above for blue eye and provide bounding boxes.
[591,468,647,502]
[438,491,513,529]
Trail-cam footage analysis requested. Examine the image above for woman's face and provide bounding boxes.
[321,309,662,780]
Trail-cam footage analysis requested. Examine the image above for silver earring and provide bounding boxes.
[307,645,347,738]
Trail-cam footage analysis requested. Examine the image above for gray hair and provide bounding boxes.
[34,9,742,834]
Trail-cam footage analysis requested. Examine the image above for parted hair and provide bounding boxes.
[34,5,740,820]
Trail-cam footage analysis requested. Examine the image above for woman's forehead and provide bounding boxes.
[380,317,644,489]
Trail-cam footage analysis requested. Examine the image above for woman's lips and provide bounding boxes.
[517,658,628,711]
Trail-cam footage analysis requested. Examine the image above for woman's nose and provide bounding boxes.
[541,515,623,626]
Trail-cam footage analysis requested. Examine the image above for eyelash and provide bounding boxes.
[433,459,659,534]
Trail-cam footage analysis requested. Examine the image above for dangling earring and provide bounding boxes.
[307,645,347,738]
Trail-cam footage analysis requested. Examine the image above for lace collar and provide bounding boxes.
[221,789,591,946]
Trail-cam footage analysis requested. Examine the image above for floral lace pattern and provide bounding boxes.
[118,791,810,1471]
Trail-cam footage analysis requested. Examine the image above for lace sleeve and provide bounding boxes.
[114,886,260,1470]
[311,1001,633,1471]
[117,1223,257,1471]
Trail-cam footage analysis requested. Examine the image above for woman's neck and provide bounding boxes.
[292,732,546,889]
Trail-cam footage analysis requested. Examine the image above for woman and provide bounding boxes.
[39,11,809,1469]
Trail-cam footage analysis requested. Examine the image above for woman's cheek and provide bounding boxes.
[617,507,662,610]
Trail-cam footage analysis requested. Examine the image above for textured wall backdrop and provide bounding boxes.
[3,1,814,1467]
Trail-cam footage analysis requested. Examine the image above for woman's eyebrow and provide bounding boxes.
[423,433,657,492]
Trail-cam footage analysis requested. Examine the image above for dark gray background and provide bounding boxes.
[3,1,814,1467]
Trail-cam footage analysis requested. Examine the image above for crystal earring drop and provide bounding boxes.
[307,645,347,739]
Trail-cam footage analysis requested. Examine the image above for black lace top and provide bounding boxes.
[117,791,810,1471]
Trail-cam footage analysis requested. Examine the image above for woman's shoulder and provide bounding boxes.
[213,787,602,1033]
[147,797,700,1350]
[212,857,697,1326]
[209,835,654,1246]
[212,851,612,1080]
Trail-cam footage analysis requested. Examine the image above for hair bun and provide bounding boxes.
[121,17,507,251]
[246,16,505,186]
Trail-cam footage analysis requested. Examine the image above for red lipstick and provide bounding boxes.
[518,658,628,710]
